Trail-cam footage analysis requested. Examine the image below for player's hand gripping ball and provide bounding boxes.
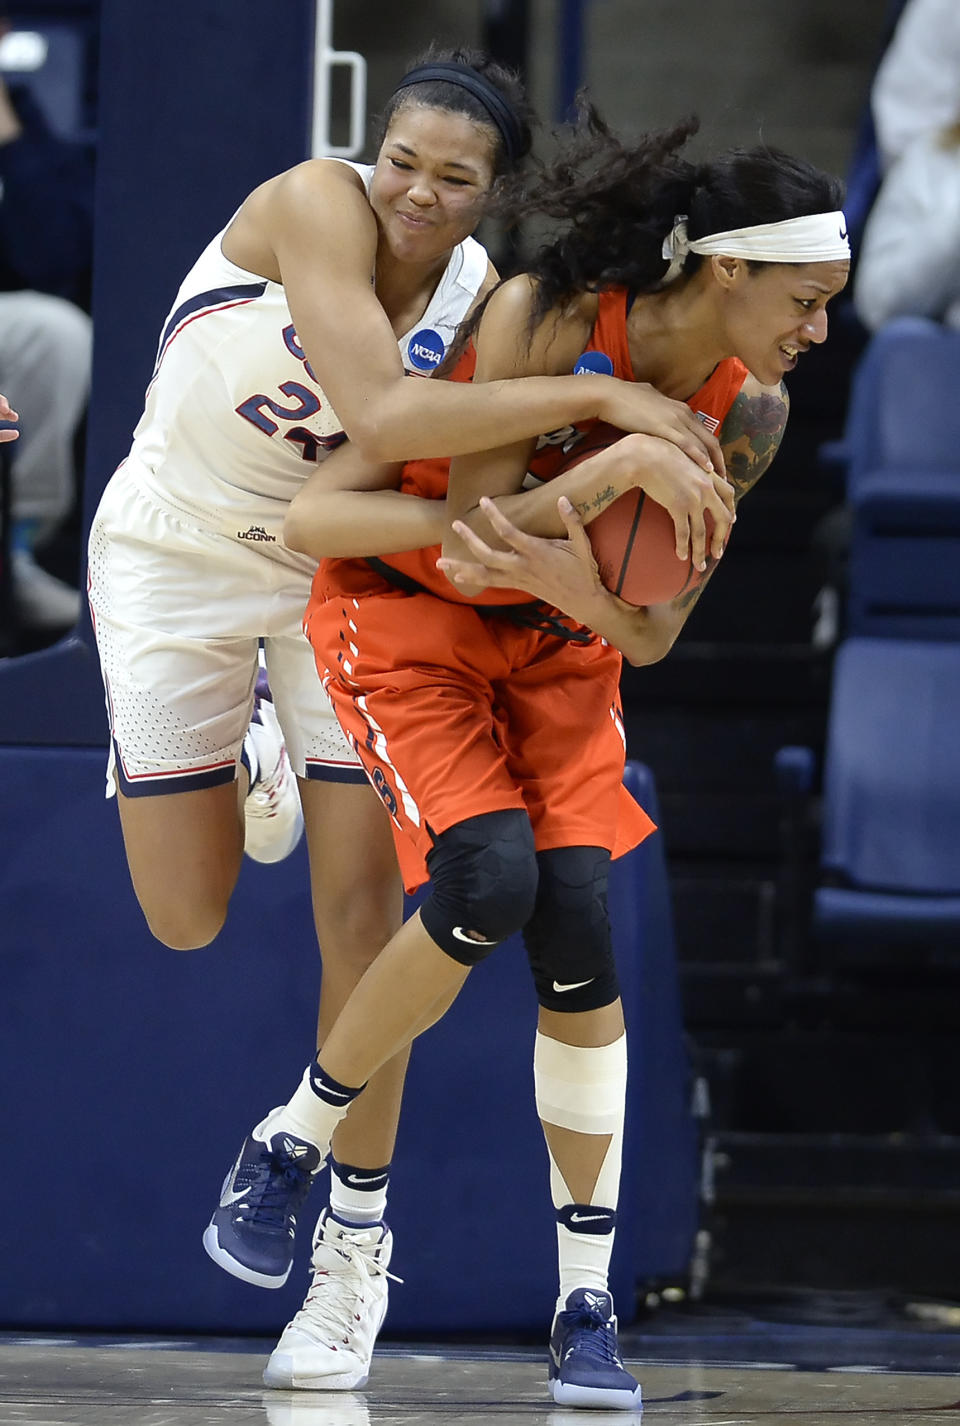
[560,422,725,606]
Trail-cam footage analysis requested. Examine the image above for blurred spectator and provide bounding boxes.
[854,118,960,332]
[872,0,960,171]
[0,16,93,634]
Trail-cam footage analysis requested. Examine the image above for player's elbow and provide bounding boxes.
[624,622,679,667]
[341,411,394,463]
[625,643,667,668]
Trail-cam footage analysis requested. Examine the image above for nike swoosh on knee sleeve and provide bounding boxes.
[452,926,498,946]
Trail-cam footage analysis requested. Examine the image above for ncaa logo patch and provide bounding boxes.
[407,328,445,371]
[573,350,614,377]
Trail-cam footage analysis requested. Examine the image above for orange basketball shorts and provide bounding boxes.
[304,582,656,892]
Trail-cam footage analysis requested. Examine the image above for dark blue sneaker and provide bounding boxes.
[548,1288,643,1409]
[203,1110,325,1288]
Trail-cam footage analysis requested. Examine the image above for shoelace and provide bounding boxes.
[294,1233,403,1344]
[561,1304,623,1367]
[236,1147,314,1229]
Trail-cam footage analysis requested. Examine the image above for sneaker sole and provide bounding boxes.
[549,1378,643,1410]
[262,1355,370,1391]
[202,1223,291,1289]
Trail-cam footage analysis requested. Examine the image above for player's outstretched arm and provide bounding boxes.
[282,441,444,559]
[258,174,727,468]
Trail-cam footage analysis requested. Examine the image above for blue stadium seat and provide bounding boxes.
[840,321,960,637]
[843,319,960,492]
[777,639,960,957]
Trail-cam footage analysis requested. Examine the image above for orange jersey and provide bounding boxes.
[529,286,748,482]
[318,286,747,607]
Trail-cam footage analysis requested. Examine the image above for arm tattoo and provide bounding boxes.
[719,384,790,503]
[574,484,618,518]
[661,386,787,635]
[674,580,706,613]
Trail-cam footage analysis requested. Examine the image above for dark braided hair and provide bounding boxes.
[375,45,535,178]
[509,101,844,331]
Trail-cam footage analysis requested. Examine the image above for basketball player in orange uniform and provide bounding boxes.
[217,113,849,1408]
[300,279,746,894]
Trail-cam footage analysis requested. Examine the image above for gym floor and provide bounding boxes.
[4,1302,960,1425]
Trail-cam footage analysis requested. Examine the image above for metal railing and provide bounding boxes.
[311,0,366,158]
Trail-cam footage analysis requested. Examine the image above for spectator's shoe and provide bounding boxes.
[548,1288,643,1410]
[263,1209,397,1390]
[243,672,304,863]
[203,1110,325,1288]
[11,549,81,628]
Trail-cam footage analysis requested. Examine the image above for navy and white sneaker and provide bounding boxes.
[203,1109,325,1288]
[548,1288,643,1410]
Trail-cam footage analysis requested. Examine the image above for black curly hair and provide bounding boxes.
[511,101,845,329]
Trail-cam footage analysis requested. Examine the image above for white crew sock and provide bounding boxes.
[260,1061,365,1153]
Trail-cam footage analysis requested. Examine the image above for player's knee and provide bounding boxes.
[141,897,229,951]
[314,890,402,974]
[420,809,538,964]
[524,846,620,1011]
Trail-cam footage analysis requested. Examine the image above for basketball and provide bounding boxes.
[557,422,719,607]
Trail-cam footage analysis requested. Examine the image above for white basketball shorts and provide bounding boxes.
[87,461,363,797]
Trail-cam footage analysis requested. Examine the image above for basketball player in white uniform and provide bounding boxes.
[86,51,729,1394]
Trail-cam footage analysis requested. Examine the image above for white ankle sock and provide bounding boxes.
[330,1157,390,1225]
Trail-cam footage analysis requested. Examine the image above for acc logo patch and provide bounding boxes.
[407,328,445,372]
[573,350,614,377]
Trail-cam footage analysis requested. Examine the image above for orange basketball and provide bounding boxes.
[558,422,718,607]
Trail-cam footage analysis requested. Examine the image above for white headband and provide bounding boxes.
[661,211,850,282]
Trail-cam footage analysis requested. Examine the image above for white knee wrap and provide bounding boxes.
[534,1031,627,1209]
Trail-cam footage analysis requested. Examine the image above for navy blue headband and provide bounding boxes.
[394,62,524,164]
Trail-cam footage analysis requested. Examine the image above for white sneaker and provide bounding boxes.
[263,1209,397,1391]
[11,549,81,628]
[243,681,304,863]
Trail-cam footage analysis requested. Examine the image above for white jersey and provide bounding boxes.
[125,161,488,540]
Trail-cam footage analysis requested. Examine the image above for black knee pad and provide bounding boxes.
[524,846,620,1011]
[421,809,538,964]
